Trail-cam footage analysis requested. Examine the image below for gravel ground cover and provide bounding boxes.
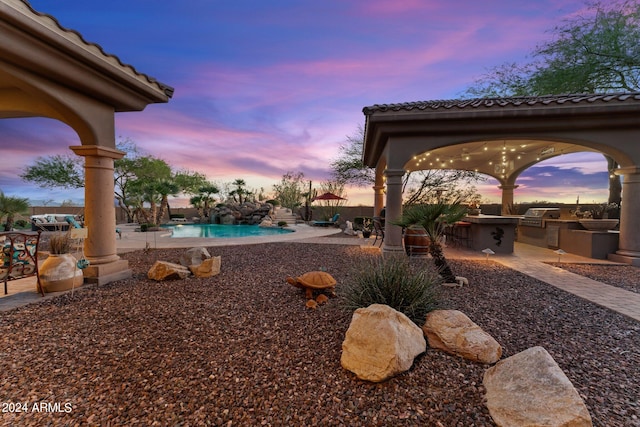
[548,262,640,294]
[0,243,639,426]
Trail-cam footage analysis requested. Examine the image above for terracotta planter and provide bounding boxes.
[404,226,430,256]
[578,219,619,231]
[39,253,84,293]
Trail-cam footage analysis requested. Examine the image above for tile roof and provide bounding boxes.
[362,92,640,115]
[21,0,174,98]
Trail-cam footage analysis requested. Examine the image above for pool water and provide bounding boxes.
[161,224,294,238]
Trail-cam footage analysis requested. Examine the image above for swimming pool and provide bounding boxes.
[161,224,295,238]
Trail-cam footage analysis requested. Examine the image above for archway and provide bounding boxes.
[1,1,173,283]
[363,94,640,265]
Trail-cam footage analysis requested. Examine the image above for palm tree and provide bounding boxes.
[392,202,467,283]
[198,184,220,216]
[230,179,249,204]
[155,179,180,223]
[0,192,30,231]
[190,195,206,220]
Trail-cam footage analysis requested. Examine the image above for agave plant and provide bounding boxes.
[392,202,467,283]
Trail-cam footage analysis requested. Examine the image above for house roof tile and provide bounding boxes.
[363,92,640,115]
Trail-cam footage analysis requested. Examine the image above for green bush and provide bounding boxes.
[340,254,441,325]
[15,219,29,228]
[277,221,288,227]
[266,199,280,206]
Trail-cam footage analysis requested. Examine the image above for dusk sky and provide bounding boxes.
[1,0,612,207]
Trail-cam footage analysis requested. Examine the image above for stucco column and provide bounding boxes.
[71,145,132,284]
[383,169,405,254]
[373,184,385,217]
[610,167,640,265]
[499,184,519,215]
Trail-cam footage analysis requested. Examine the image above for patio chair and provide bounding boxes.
[312,213,340,227]
[1,231,44,296]
[372,216,384,247]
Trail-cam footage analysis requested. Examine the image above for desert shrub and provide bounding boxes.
[48,231,72,254]
[340,254,442,325]
[15,219,29,228]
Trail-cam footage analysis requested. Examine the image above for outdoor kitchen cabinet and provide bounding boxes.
[461,214,520,254]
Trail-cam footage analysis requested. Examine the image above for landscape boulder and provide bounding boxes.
[148,261,191,281]
[422,309,502,364]
[483,346,592,427]
[341,304,426,382]
[189,256,221,278]
[179,247,211,267]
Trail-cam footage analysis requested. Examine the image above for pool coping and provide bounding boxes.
[115,223,345,252]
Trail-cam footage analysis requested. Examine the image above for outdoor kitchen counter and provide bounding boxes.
[460,214,520,254]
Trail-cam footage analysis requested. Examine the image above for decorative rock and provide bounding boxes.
[341,304,426,382]
[483,346,593,427]
[179,247,211,267]
[422,309,502,364]
[148,261,191,281]
[259,218,273,227]
[189,256,221,278]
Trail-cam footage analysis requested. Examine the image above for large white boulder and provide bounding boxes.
[341,304,426,382]
[483,346,592,427]
[422,309,502,364]
[179,247,211,267]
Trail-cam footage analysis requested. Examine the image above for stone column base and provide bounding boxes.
[382,245,406,255]
[83,259,132,285]
[608,252,640,266]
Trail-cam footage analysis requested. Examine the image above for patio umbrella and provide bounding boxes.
[312,192,346,201]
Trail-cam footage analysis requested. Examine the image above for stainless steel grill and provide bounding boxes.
[519,208,560,228]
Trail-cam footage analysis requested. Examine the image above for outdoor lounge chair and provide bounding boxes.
[312,213,340,227]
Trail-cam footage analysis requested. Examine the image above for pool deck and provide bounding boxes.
[2,224,639,322]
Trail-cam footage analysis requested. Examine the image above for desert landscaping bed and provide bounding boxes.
[0,242,638,426]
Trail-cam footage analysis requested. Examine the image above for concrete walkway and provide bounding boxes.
[2,227,639,322]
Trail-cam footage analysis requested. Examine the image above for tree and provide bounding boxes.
[403,170,484,207]
[190,183,220,220]
[331,126,484,204]
[272,171,307,211]
[0,191,30,231]
[20,154,84,189]
[392,202,468,284]
[464,0,639,204]
[330,125,374,187]
[228,179,252,204]
[125,157,172,225]
[466,1,640,96]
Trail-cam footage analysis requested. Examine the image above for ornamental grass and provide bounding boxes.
[340,254,442,325]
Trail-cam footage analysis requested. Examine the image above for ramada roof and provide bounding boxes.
[17,0,173,99]
[363,92,640,115]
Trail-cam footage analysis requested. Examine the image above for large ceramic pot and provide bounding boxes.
[39,253,84,293]
[404,226,430,257]
[578,219,619,231]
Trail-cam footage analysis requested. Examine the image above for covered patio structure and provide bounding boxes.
[0,0,173,283]
[362,93,640,265]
